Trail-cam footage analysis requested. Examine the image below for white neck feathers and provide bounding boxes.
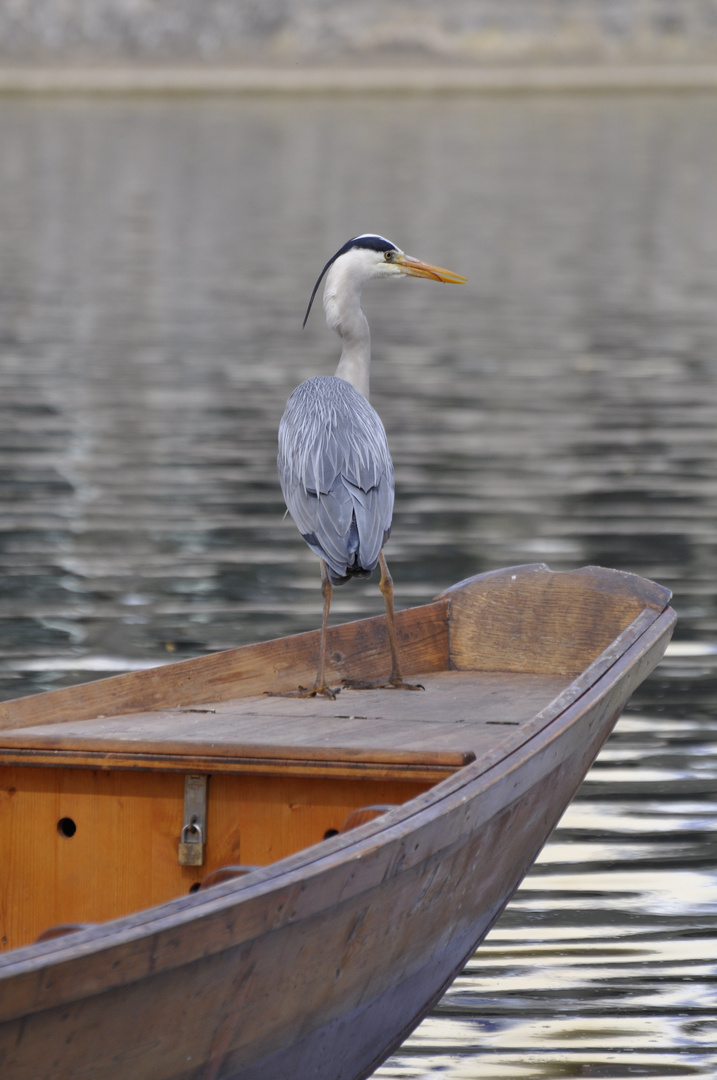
[323,254,374,400]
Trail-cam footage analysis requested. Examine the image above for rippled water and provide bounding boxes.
[0,93,715,1077]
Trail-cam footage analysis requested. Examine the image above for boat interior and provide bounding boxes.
[0,565,672,951]
[0,669,568,951]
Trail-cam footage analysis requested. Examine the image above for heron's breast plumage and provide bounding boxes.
[278,376,394,584]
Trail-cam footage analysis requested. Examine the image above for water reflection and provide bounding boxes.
[0,92,716,1077]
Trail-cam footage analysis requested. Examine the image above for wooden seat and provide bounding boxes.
[35,923,95,943]
[340,805,398,833]
[198,865,261,890]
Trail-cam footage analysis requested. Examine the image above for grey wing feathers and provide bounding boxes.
[278,376,394,583]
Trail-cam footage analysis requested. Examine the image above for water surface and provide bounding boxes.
[0,92,715,1077]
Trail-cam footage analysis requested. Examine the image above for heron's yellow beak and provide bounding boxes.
[395,254,467,284]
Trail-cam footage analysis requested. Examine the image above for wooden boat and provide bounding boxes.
[0,563,674,1080]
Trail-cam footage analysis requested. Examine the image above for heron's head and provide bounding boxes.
[303,234,466,328]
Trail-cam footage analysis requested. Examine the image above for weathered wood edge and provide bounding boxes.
[0,749,470,781]
[438,562,671,610]
[0,564,671,733]
[0,599,451,731]
[439,562,672,675]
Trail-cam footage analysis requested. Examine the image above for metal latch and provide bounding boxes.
[178,774,208,866]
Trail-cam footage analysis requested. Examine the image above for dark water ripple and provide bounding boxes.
[0,93,715,1077]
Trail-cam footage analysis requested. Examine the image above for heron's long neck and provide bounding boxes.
[324,271,371,399]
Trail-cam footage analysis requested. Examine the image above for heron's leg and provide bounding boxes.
[265,560,340,700]
[313,560,335,694]
[344,552,423,692]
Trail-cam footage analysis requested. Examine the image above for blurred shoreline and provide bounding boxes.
[3,1,717,94]
[1,64,717,95]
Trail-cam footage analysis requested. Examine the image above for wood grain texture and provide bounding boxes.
[0,601,450,731]
[440,563,671,674]
[0,604,675,1080]
[0,564,669,736]
[0,565,676,1080]
[0,767,432,950]
[0,671,566,776]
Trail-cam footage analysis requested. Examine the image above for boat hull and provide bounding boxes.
[0,598,671,1080]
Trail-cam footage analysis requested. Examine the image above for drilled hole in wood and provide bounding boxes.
[324,828,339,840]
[57,817,76,838]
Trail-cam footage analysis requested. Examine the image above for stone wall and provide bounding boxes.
[1,1,717,66]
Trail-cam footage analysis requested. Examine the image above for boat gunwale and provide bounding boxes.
[0,599,453,731]
[0,562,671,735]
[0,592,675,1018]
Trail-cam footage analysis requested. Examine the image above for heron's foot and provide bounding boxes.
[265,682,341,701]
[342,674,424,692]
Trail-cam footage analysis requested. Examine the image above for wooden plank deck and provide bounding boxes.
[0,671,569,776]
[0,669,571,945]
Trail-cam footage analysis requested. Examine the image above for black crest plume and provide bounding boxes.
[302,234,398,328]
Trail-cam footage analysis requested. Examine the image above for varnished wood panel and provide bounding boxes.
[0,768,185,951]
[0,766,431,951]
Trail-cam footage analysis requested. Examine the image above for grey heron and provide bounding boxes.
[275,234,466,699]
